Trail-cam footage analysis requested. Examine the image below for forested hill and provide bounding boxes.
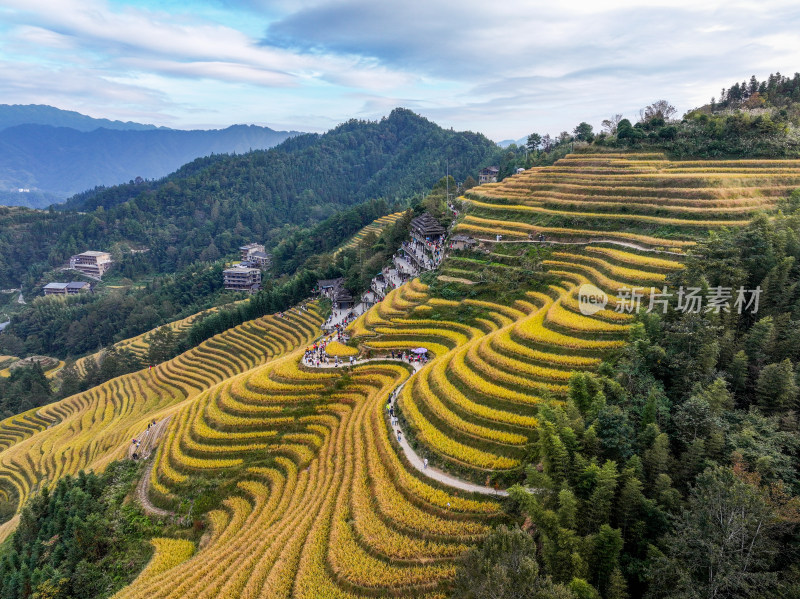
[0,108,498,288]
[61,108,495,213]
[0,122,301,207]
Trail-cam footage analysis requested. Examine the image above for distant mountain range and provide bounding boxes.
[0,104,163,132]
[497,137,527,148]
[0,105,302,207]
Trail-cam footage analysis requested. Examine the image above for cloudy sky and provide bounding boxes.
[2,0,800,140]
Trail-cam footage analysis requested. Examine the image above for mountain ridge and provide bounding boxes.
[0,106,303,207]
[0,104,162,132]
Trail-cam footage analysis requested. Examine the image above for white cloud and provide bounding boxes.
[1,0,800,138]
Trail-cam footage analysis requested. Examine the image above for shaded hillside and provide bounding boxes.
[0,122,300,207]
[61,108,495,212]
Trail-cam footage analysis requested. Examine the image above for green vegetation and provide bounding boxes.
[186,269,319,347]
[270,198,406,276]
[0,109,497,364]
[455,200,800,599]
[0,364,52,418]
[0,262,228,359]
[452,525,572,599]
[0,461,170,599]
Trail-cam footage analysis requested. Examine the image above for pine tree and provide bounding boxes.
[588,461,619,531]
[728,350,749,398]
[756,359,798,412]
[607,568,630,599]
[58,361,81,399]
[592,525,623,594]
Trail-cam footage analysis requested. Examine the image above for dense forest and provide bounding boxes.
[48,107,495,275]
[0,108,499,360]
[0,262,228,358]
[0,108,497,291]
[0,196,411,360]
[0,462,174,599]
[455,195,800,599]
[0,363,52,419]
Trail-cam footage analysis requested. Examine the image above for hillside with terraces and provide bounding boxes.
[0,151,798,597]
[334,211,406,256]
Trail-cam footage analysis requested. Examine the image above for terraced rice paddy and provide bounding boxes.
[348,152,799,481]
[0,151,797,596]
[334,211,406,255]
[0,297,500,597]
[0,355,64,379]
[349,277,631,478]
[456,152,799,249]
[74,308,221,377]
[119,351,499,599]
[0,305,325,541]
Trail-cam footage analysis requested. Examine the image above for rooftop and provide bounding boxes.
[451,234,475,242]
[410,213,446,237]
[318,277,344,288]
[333,286,354,302]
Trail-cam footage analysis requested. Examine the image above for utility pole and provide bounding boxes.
[446,160,450,204]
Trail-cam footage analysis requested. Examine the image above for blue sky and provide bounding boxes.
[2,0,800,140]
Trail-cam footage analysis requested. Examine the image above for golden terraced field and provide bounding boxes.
[0,152,797,596]
[348,152,799,480]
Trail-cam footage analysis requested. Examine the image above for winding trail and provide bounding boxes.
[474,237,687,256]
[132,417,175,518]
[306,355,509,497]
[137,459,173,517]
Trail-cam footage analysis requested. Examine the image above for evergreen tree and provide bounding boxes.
[755,359,798,412]
[451,525,572,599]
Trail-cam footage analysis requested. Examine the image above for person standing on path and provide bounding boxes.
[423,458,428,469]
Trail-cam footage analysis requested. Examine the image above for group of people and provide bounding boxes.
[385,389,428,470]
[130,419,158,460]
[303,335,357,368]
[372,277,397,299]
[401,238,444,271]
[388,349,428,365]
[323,308,359,331]
[392,255,419,280]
